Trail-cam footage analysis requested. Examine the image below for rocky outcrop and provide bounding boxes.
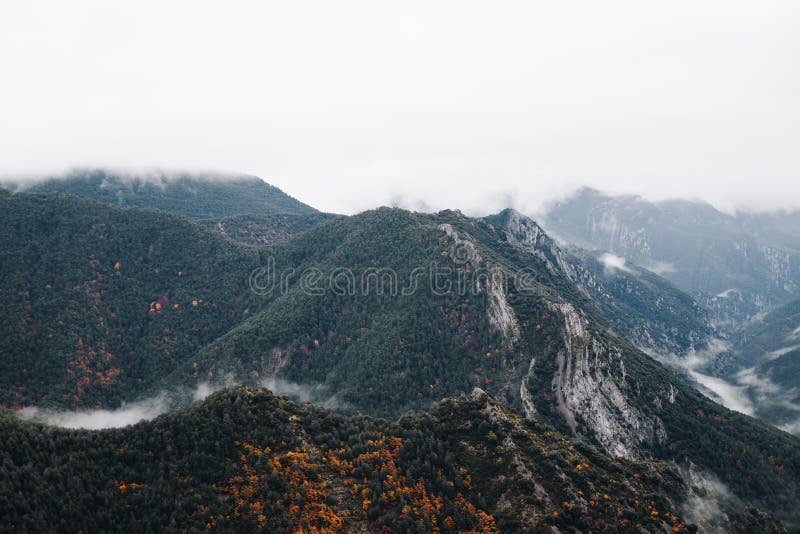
[546,302,668,460]
[439,223,521,345]
[496,209,712,357]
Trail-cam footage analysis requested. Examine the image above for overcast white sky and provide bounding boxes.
[1,1,798,215]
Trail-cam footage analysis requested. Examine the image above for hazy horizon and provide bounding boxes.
[2,1,798,215]
[5,166,797,219]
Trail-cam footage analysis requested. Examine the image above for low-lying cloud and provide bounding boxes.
[678,463,737,533]
[789,325,800,340]
[655,339,800,435]
[780,418,800,435]
[261,377,349,411]
[764,345,800,361]
[690,372,755,416]
[654,339,756,416]
[643,260,677,276]
[19,394,171,430]
[16,373,356,431]
[598,253,633,274]
[0,167,251,191]
[18,382,222,430]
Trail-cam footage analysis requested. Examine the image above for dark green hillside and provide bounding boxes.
[24,169,317,219]
[202,212,338,246]
[0,190,261,409]
[156,206,800,527]
[182,208,514,417]
[14,169,334,247]
[0,387,702,533]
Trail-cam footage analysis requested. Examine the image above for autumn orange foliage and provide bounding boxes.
[224,442,344,533]
[326,435,497,533]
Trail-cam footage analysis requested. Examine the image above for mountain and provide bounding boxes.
[8,169,335,246]
[0,189,262,409]
[24,169,317,218]
[201,212,337,247]
[3,386,786,533]
[540,187,800,332]
[2,190,800,528]
[486,209,712,357]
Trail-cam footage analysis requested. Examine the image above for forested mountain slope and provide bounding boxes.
[201,212,337,246]
[7,169,335,246]
[23,169,317,218]
[0,190,261,409]
[1,191,799,528]
[1,386,779,533]
[163,206,800,527]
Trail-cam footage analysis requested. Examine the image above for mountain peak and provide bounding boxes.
[16,168,318,219]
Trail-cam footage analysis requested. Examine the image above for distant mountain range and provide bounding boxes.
[1,172,799,531]
[541,187,800,332]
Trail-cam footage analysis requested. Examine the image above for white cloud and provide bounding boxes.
[644,260,677,276]
[690,372,755,416]
[736,367,781,396]
[679,464,737,533]
[656,341,800,429]
[789,325,800,340]
[735,367,800,420]
[261,377,349,410]
[764,344,800,361]
[655,339,758,416]
[780,418,800,435]
[1,1,799,215]
[18,382,222,430]
[261,377,316,403]
[598,252,633,274]
[19,395,171,430]
[192,381,217,402]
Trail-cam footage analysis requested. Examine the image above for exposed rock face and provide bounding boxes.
[443,211,679,460]
[439,223,521,345]
[484,270,521,345]
[264,347,289,376]
[519,356,537,418]
[547,302,667,460]
[587,209,653,260]
[496,209,712,357]
[503,208,577,279]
